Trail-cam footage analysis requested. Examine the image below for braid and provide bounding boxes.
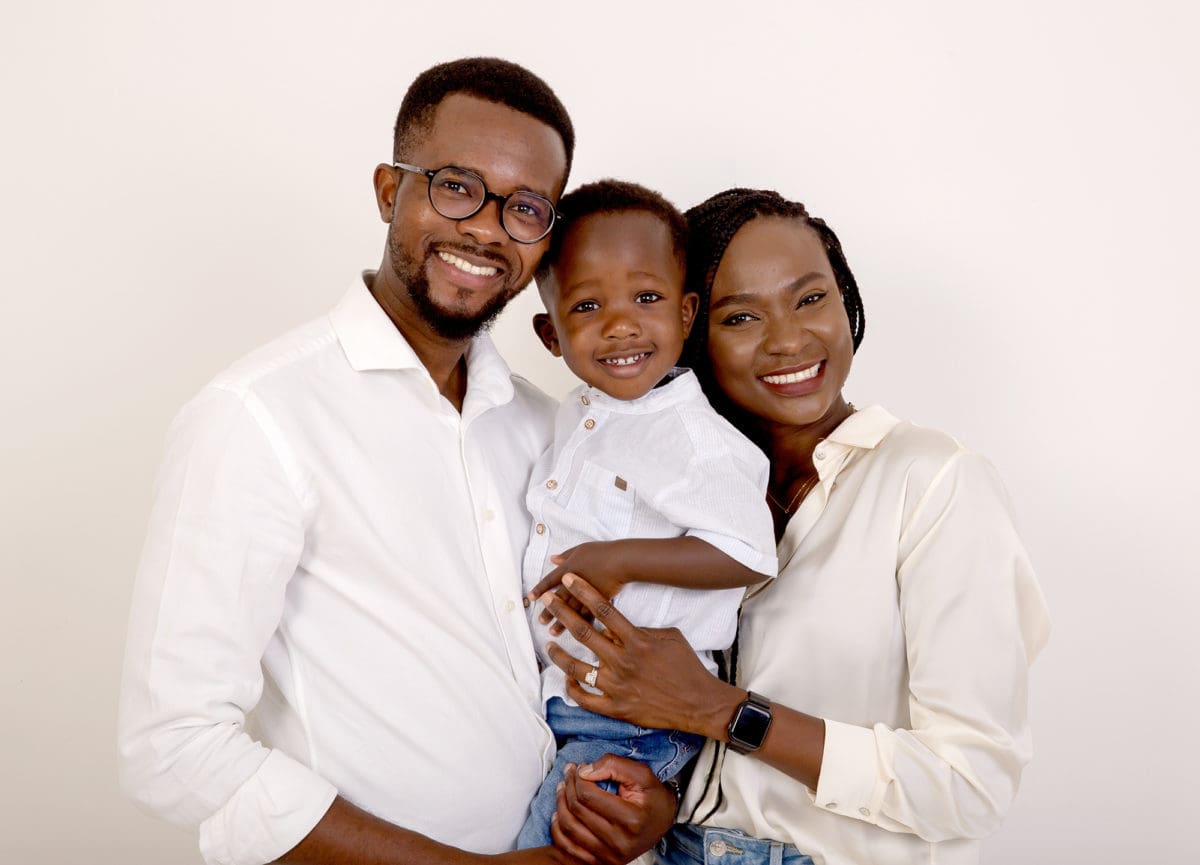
[676,190,867,827]
[681,189,866,441]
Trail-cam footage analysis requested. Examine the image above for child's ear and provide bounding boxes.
[680,292,700,338]
[533,313,562,357]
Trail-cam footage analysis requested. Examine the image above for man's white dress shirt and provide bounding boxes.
[118,275,556,865]
[523,370,777,708]
[681,406,1051,865]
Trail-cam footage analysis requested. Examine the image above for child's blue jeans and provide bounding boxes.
[516,697,704,849]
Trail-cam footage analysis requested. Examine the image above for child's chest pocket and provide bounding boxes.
[566,461,636,540]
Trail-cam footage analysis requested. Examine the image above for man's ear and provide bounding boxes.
[680,292,700,339]
[533,313,562,357]
[373,163,398,223]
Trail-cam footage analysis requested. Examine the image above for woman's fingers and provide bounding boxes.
[561,574,636,641]
[540,574,634,649]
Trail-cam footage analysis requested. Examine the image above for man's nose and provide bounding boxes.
[455,198,507,246]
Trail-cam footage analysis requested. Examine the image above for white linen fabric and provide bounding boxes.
[524,369,777,708]
[681,406,1051,865]
[118,275,557,865]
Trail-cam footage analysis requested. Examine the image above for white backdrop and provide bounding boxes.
[3,1,1197,863]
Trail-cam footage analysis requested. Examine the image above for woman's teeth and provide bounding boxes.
[438,251,498,277]
[602,353,648,366]
[761,363,821,384]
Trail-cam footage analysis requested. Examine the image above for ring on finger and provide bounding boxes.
[583,662,599,688]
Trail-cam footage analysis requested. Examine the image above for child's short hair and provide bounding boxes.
[535,179,688,289]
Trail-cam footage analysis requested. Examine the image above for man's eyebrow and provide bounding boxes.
[709,272,828,312]
[458,163,555,200]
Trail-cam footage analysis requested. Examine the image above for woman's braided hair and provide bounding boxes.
[682,188,866,419]
[678,191,868,824]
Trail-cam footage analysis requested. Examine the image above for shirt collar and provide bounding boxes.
[824,404,901,450]
[329,272,515,413]
[329,272,424,373]
[579,368,700,415]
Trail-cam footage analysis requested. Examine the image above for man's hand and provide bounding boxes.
[549,757,676,865]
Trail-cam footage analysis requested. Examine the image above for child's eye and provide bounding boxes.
[719,311,758,326]
[571,300,599,313]
[798,291,827,308]
[634,291,663,304]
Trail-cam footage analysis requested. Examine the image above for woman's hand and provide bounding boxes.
[526,542,630,635]
[540,574,740,737]
[549,757,676,865]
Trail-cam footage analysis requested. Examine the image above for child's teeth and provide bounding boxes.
[437,251,498,277]
[604,353,647,366]
[762,364,821,384]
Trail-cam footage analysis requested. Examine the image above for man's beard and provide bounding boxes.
[389,233,521,341]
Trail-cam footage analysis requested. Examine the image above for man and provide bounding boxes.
[118,58,673,865]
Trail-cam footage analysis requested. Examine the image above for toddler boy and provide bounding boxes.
[517,180,776,848]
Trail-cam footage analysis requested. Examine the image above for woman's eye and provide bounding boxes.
[571,300,599,313]
[719,311,757,326]
[635,292,663,304]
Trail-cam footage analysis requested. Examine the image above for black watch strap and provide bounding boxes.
[726,690,773,755]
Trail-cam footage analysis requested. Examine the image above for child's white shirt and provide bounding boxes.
[523,369,777,708]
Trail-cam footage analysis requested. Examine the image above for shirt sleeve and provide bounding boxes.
[117,387,337,865]
[654,437,778,579]
[811,450,1051,841]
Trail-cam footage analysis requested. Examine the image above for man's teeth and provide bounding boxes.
[438,251,498,277]
[761,364,821,384]
[602,353,648,366]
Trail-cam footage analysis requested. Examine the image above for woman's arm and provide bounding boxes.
[543,449,1051,848]
[539,575,826,791]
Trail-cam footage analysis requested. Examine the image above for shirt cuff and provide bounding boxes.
[687,530,778,578]
[198,749,339,865]
[811,719,886,825]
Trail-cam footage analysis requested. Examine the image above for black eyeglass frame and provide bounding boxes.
[393,162,560,244]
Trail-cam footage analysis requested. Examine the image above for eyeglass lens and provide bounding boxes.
[426,167,554,243]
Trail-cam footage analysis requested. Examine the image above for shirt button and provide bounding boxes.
[481,508,495,522]
[581,395,590,405]
[535,523,545,534]
[858,806,871,816]
[707,839,727,857]
[546,479,558,490]
[584,418,595,430]
[504,600,516,612]
[824,802,838,810]
[815,450,826,460]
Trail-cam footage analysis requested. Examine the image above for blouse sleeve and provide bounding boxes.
[812,450,1051,841]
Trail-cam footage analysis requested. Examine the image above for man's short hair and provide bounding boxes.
[534,179,688,289]
[394,57,575,180]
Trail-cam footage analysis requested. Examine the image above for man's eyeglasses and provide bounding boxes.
[393,163,559,244]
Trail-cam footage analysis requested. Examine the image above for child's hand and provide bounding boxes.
[526,541,629,634]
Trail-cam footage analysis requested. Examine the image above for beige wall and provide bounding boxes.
[3,1,1197,862]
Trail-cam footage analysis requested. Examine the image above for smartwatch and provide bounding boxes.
[726,690,773,754]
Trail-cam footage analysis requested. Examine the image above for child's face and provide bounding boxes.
[534,211,697,401]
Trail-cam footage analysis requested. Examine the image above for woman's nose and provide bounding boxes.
[762,315,804,355]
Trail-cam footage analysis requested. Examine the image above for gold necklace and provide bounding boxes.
[765,402,857,515]
[766,474,820,514]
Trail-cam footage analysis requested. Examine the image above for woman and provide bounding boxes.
[539,188,1051,865]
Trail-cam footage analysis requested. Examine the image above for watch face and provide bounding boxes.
[732,702,771,748]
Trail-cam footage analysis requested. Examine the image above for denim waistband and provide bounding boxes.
[658,823,814,865]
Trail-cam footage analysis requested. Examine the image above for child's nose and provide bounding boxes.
[602,309,640,338]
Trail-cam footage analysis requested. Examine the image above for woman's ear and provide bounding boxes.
[533,313,562,357]
[680,292,700,338]
[372,163,398,223]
